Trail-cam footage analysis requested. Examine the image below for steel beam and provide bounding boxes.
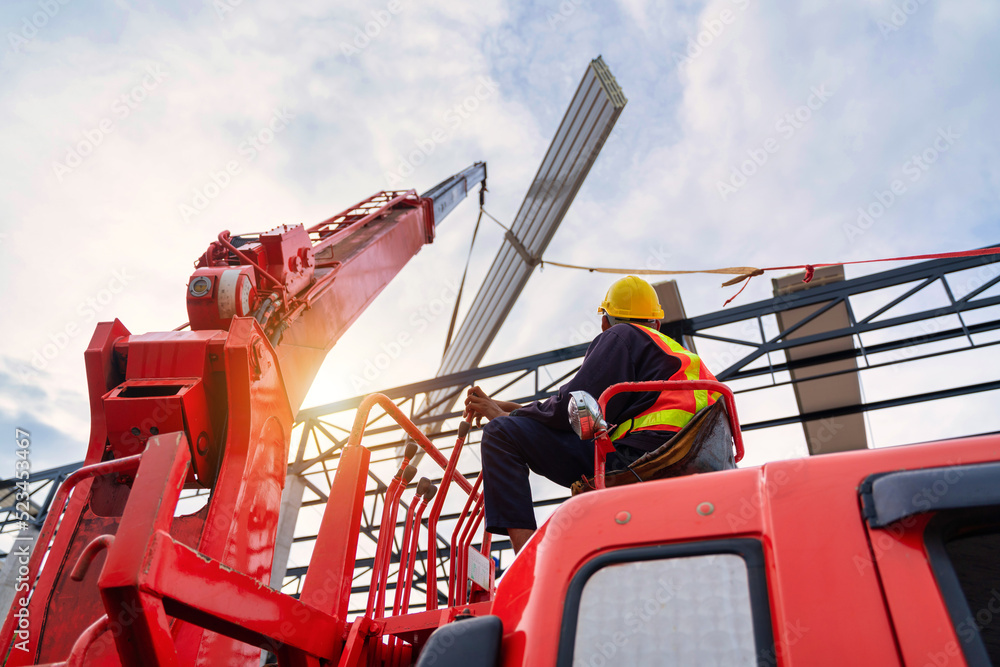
[428,56,627,414]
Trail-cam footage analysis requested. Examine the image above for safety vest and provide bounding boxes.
[609,325,720,442]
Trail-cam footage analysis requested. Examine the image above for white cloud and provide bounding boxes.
[1,0,998,475]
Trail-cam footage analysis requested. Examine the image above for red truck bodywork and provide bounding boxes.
[492,434,1000,666]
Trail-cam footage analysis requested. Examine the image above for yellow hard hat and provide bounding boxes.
[598,275,664,320]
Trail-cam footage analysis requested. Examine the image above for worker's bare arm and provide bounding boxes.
[464,386,522,425]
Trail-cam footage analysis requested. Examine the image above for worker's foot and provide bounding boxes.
[509,528,535,554]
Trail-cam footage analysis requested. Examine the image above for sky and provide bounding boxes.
[1,0,999,480]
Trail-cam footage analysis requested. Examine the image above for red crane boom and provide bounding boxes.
[1,164,486,666]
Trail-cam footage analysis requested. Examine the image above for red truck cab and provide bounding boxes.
[418,435,1000,666]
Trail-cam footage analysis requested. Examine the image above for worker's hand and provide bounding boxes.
[464,386,520,426]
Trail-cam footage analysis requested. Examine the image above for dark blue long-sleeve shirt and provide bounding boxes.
[513,323,688,453]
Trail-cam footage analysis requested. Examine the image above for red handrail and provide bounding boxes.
[425,421,470,610]
[367,465,412,619]
[448,472,483,606]
[348,394,473,494]
[456,494,486,606]
[400,498,429,616]
[392,489,423,617]
[347,394,484,619]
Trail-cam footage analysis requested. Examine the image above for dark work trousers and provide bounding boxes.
[480,415,642,535]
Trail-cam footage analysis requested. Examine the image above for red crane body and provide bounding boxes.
[1,166,488,666]
[4,159,999,666]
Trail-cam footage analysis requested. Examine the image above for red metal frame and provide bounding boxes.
[392,490,429,618]
[5,182,446,666]
[386,488,430,666]
[392,489,421,618]
[0,454,142,655]
[5,431,344,666]
[455,492,487,606]
[399,495,429,616]
[307,190,430,253]
[347,394,474,494]
[425,422,470,611]
[367,460,414,619]
[97,432,341,665]
[299,442,370,634]
[448,473,484,606]
[333,395,492,661]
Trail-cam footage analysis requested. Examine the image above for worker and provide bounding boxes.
[464,275,719,553]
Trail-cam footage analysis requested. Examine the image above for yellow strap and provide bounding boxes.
[609,419,631,442]
[610,408,695,441]
[539,258,762,280]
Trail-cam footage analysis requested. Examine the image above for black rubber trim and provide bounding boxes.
[414,614,502,667]
[556,539,775,667]
[860,461,1000,528]
[923,510,1000,667]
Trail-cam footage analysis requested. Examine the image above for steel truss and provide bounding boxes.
[4,248,1000,616]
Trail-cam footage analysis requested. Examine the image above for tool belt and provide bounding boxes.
[571,401,736,495]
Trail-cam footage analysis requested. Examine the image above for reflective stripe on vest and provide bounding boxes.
[609,325,719,442]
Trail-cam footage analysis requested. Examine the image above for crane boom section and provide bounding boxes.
[2,164,485,666]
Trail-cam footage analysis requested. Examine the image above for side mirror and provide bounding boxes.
[568,391,607,440]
